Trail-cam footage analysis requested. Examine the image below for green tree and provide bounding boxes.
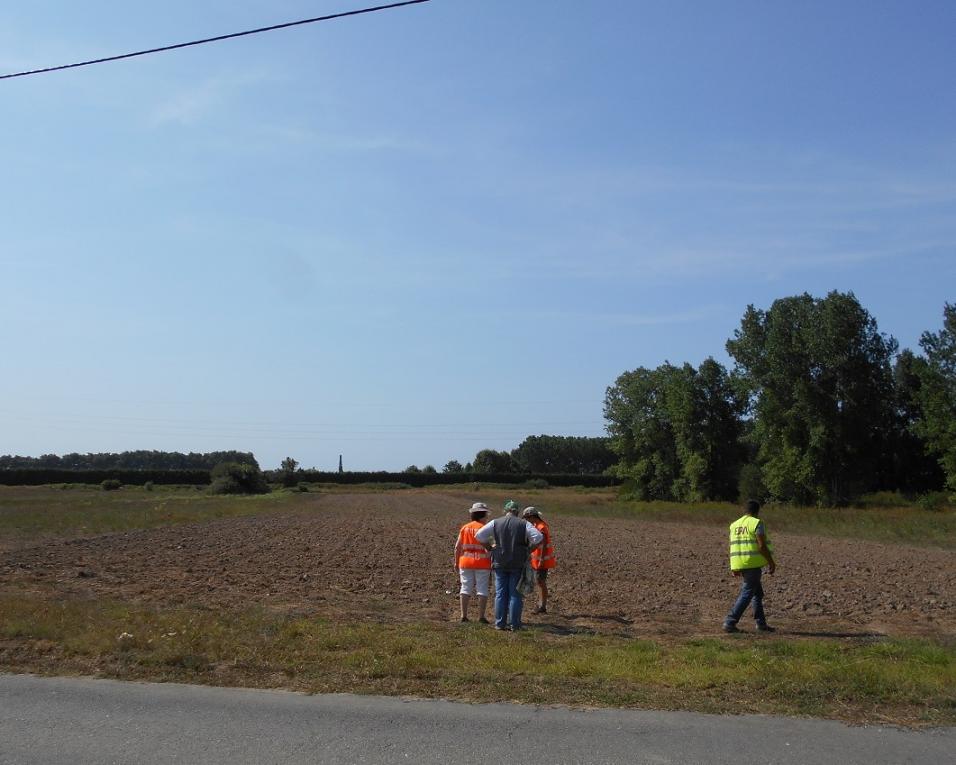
[404,465,422,473]
[916,303,956,494]
[442,460,464,473]
[511,435,616,474]
[421,464,437,474]
[726,291,898,505]
[472,449,515,474]
[889,350,944,493]
[279,456,299,487]
[209,462,269,495]
[604,359,744,501]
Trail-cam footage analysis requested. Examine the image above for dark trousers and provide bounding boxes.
[725,567,767,626]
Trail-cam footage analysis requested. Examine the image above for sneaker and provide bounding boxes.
[756,624,775,633]
[494,625,508,631]
[722,623,739,633]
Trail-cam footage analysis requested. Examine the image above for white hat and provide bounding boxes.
[469,502,489,514]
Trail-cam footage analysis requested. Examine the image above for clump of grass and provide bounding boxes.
[1,595,953,726]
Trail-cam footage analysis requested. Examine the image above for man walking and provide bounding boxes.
[454,502,491,623]
[476,499,543,631]
[723,499,776,633]
[522,507,555,614]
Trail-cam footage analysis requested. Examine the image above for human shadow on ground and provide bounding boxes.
[561,613,634,625]
[782,629,887,640]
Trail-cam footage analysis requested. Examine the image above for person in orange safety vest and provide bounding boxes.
[454,502,492,623]
[522,506,555,614]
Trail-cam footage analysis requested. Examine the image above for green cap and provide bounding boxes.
[504,499,518,511]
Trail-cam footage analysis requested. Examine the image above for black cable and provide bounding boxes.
[1,0,431,81]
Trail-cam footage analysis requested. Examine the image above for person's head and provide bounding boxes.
[503,499,520,516]
[522,506,542,521]
[469,502,489,521]
[744,499,761,517]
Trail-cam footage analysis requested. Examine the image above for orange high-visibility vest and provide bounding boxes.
[530,520,556,570]
[457,521,492,570]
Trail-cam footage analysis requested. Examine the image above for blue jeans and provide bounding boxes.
[493,569,524,630]
[725,568,767,626]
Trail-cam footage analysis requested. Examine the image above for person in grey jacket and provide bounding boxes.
[475,499,543,631]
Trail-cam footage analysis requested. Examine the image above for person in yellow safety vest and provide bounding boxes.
[522,506,555,614]
[454,502,492,623]
[723,499,777,633]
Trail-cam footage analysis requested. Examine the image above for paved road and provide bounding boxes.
[1,674,953,764]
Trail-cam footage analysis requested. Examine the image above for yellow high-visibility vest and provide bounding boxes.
[728,515,773,571]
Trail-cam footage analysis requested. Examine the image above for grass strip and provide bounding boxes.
[1,595,953,727]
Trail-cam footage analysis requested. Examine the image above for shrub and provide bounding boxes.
[297,482,309,492]
[917,491,950,513]
[144,481,155,492]
[524,478,549,489]
[208,462,269,495]
[100,479,122,491]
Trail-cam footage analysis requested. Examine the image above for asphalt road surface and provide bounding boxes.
[1,674,953,764]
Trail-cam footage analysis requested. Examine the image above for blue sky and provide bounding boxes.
[1,0,954,471]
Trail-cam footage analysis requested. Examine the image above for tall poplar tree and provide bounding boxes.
[726,291,897,505]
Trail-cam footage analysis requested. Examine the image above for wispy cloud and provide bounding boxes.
[148,72,267,126]
[259,124,441,156]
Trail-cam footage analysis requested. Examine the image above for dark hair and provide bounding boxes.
[745,499,761,515]
[470,511,488,520]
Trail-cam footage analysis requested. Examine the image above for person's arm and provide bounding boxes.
[475,520,495,552]
[755,525,775,574]
[454,531,463,570]
[526,522,544,549]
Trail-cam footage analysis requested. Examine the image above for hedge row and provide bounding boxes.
[282,471,621,488]
[0,469,620,489]
[0,469,211,486]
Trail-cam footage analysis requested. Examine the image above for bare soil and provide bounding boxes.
[2,491,954,639]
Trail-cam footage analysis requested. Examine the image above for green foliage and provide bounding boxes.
[727,291,898,505]
[208,462,269,495]
[442,460,464,474]
[916,491,949,513]
[0,450,258,471]
[403,465,422,474]
[916,303,956,494]
[472,449,516,474]
[604,358,745,501]
[737,463,767,503]
[100,479,121,491]
[297,482,309,493]
[421,465,437,474]
[510,435,616,475]
[889,350,944,492]
[278,456,300,487]
[524,478,549,489]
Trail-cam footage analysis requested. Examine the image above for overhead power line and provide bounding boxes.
[0,0,431,81]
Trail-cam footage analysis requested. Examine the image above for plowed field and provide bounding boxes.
[2,491,954,639]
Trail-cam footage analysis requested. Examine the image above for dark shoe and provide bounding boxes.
[494,625,508,631]
[756,624,775,632]
[534,605,547,614]
[478,617,489,624]
[722,623,739,633]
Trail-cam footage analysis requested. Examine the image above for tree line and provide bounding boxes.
[403,435,617,477]
[604,292,955,506]
[0,451,259,471]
